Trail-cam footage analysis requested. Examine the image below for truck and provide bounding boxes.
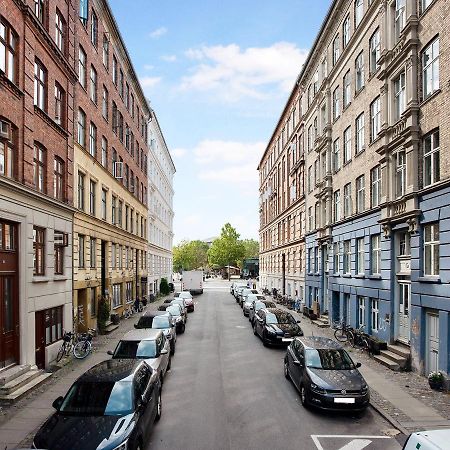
[182,270,204,295]
[241,258,259,279]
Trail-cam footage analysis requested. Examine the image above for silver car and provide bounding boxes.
[243,294,266,316]
[110,329,171,384]
[171,298,188,322]
[239,288,258,308]
[234,285,247,302]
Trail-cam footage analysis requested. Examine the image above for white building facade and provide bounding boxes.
[147,112,176,295]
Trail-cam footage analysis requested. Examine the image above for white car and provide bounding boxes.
[243,294,266,316]
[402,429,450,450]
[178,291,195,312]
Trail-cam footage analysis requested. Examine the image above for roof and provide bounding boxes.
[121,329,162,341]
[79,359,142,383]
[298,336,342,350]
[410,429,450,448]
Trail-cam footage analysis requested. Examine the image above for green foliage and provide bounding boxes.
[160,278,170,295]
[98,296,110,330]
[207,223,246,268]
[237,239,260,268]
[173,240,209,272]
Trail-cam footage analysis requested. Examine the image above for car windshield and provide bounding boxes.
[265,311,296,325]
[255,295,266,300]
[113,340,157,359]
[135,316,156,328]
[152,316,171,329]
[180,293,192,299]
[59,381,133,416]
[167,306,181,317]
[305,348,355,370]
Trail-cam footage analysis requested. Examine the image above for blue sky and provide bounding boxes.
[109,0,330,243]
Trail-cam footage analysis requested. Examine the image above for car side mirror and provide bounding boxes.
[355,362,362,368]
[160,349,168,355]
[52,396,64,410]
[293,359,302,367]
[107,350,114,356]
[296,320,301,323]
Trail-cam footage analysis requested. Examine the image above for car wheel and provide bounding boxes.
[167,357,172,371]
[181,324,185,333]
[160,374,164,387]
[170,344,175,356]
[253,323,257,336]
[284,359,290,380]
[155,393,162,421]
[262,332,269,347]
[300,384,308,408]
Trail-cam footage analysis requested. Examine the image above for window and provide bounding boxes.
[90,65,97,103]
[394,0,406,43]
[125,83,130,109]
[356,175,365,213]
[422,0,433,11]
[343,15,350,48]
[369,29,380,74]
[125,205,129,231]
[118,200,123,227]
[355,0,364,26]
[371,165,381,207]
[371,299,379,332]
[89,122,97,157]
[395,150,406,198]
[424,130,440,186]
[333,87,340,120]
[54,83,64,126]
[334,190,341,222]
[78,235,85,268]
[356,237,365,274]
[111,242,116,269]
[101,136,108,168]
[371,234,381,274]
[34,60,46,110]
[355,51,365,91]
[90,288,96,317]
[33,143,46,193]
[55,10,65,53]
[77,108,86,147]
[343,70,351,107]
[79,0,88,27]
[78,46,86,88]
[101,188,107,220]
[43,307,63,346]
[33,227,45,275]
[344,182,352,217]
[333,138,340,172]
[119,69,124,98]
[54,231,66,275]
[53,157,64,200]
[313,70,319,96]
[34,0,45,23]
[91,9,98,47]
[308,206,313,231]
[355,113,365,154]
[112,284,121,308]
[102,34,109,69]
[89,179,96,215]
[394,72,406,120]
[370,97,381,141]
[343,126,352,163]
[422,37,439,99]
[424,223,439,276]
[333,34,340,66]
[130,209,134,233]
[112,55,117,85]
[112,196,116,225]
[333,242,340,273]
[321,57,327,81]
[89,237,96,268]
[77,172,85,210]
[102,86,108,120]
[399,231,410,256]
[126,281,132,303]
[119,245,123,269]
[358,296,366,326]
[0,19,17,83]
[343,240,351,274]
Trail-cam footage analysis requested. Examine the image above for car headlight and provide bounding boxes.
[265,327,276,335]
[113,439,128,450]
[310,383,326,394]
[176,316,182,323]
[361,384,369,394]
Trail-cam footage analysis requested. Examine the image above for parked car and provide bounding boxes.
[109,329,171,384]
[253,308,303,346]
[238,288,259,308]
[243,294,266,317]
[171,298,188,322]
[177,291,195,312]
[230,282,238,295]
[234,285,247,302]
[163,298,175,304]
[284,336,369,412]
[248,299,277,325]
[159,304,186,334]
[32,359,161,450]
[135,311,177,355]
[402,429,450,450]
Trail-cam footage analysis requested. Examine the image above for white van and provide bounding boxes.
[182,270,203,295]
[403,429,450,450]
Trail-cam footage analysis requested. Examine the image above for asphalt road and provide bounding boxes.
[147,280,403,450]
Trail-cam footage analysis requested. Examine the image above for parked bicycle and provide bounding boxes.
[333,321,353,343]
[73,328,96,359]
[349,325,370,351]
[56,331,76,362]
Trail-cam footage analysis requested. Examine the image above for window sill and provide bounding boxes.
[331,273,340,278]
[33,276,50,283]
[418,276,441,284]
[54,275,68,281]
[355,148,366,158]
[343,159,352,168]
[342,274,352,278]
[354,85,365,98]
[420,89,441,108]
[368,274,382,280]
[355,274,365,279]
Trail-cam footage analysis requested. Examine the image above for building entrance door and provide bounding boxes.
[397,282,411,344]
[426,313,439,373]
[35,311,46,369]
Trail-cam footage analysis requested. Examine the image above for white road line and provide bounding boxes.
[311,435,392,450]
[339,439,372,450]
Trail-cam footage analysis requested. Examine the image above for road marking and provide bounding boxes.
[311,435,392,450]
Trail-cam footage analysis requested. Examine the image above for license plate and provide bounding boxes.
[282,338,294,342]
[334,398,355,404]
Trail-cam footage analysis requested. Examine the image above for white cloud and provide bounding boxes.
[193,140,265,165]
[149,27,168,39]
[143,64,155,71]
[161,54,177,62]
[180,42,308,102]
[171,148,187,159]
[139,76,162,89]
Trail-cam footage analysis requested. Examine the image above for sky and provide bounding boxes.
[109,0,331,244]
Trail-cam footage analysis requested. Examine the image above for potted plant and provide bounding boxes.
[428,371,445,390]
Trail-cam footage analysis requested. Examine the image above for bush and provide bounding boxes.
[98,296,110,331]
[160,278,170,295]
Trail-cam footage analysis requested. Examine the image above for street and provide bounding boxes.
[148,279,402,450]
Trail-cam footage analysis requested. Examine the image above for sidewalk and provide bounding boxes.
[287,307,450,433]
[0,296,169,450]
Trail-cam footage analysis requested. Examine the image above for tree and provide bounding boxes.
[173,240,209,272]
[160,278,170,295]
[237,239,260,268]
[208,223,246,271]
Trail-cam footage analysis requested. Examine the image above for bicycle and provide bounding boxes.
[56,331,76,362]
[123,305,134,319]
[73,328,95,359]
[333,321,353,343]
[349,325,370,351]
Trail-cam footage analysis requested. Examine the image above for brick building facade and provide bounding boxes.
[259,0,450,375]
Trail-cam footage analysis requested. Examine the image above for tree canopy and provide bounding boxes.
[207,223,246,268]
[173,240,209,272]
[237,239,260,268]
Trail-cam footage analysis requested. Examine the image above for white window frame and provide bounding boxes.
[344,182,352,217]
[394,0,406,43]
[333,138,341,172]
[334,190,341,222]
[371,234,381,274]
[394,72,406,121]
[355,51,365,91]
[343,240,351,274]
[369,28,380,74]
[422,37,439,99]
[333,34,340,66]
[356,175,365,213]
[333,86,340,120]
[423,129,440,187]
[371,298,379,332]
[370,96,381,141]
[343,70,351,107]
[333,242,340,274]
[371,165,381,207]
[344,126,352,163]
[355,113,365,154]
[343,15,350,47]
[355,0,364,27]
[424,223,439,276]
[358,296,366,326]
[356,237,365,274]
[396,150,406,198]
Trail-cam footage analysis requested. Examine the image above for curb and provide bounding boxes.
[369,400,409,436]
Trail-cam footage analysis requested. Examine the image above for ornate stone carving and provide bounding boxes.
[407,217,418,234]
[382,224,391,238]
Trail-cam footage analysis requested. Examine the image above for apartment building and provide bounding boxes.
[0,0,75,369]
[147,111,175,295]
[72,0,150,332]
[258,85,307,301]
[260,0,450,375]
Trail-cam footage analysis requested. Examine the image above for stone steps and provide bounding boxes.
[104,323,119,333]
[373,354,401,371]
[0,370,43,395]
[388,343,411,359]
[0,372,52,404]
[312,316,330,328]
[0,364,31,386]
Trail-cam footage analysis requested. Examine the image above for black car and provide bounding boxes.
[253,308,303,346]
[284,336,369,411]
[33,359,162,450]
